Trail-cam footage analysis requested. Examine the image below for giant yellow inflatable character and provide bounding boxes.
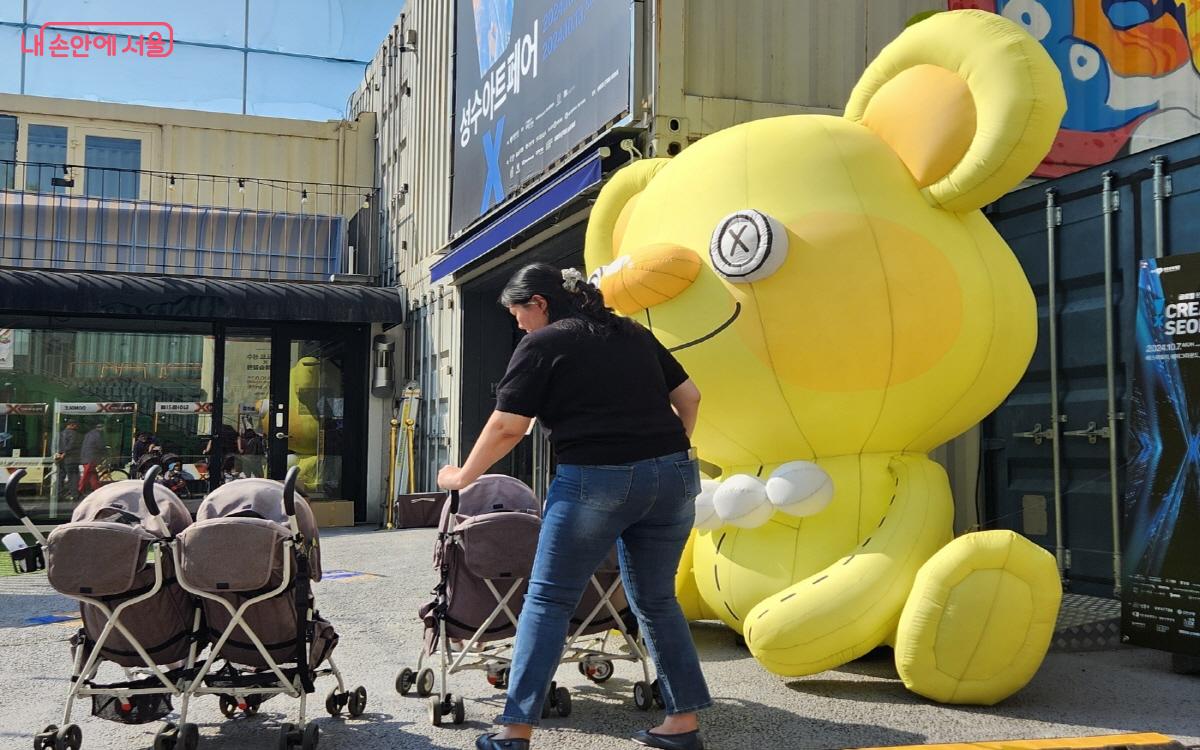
[584,10,1066,705]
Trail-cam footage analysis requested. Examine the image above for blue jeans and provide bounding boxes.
[499,450,713,726]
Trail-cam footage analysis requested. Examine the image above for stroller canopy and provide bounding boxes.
[455,475,540,517]
[71,479,191,536]
[195,478,321,576]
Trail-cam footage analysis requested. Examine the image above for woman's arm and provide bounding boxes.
[438,410,533,490]
[669,378,702,439]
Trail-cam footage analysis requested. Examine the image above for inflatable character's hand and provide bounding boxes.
[693,461,833,530]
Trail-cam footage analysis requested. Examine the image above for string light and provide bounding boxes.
[238,179,245,193]
[301,188,308,204]
[168,175,176,191]
[362,195,370,209]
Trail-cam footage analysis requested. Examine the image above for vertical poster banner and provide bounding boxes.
[1124,256,1200,656]
[451,0,633,236]
[0,328,13,370]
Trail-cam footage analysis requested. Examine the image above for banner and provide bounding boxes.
[56,402,137,415]
[154,402,213,414]
[450,0,633,236]
[0,403,48,416]
[1123,256,1200,656]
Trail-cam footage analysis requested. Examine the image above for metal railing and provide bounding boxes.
[0,160,382,284]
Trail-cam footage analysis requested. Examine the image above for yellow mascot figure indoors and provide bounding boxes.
[583,9,1066,705]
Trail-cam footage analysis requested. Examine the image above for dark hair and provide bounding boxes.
[498,262,627,336]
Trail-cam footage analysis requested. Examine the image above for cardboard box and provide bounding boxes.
[309,500,355,528]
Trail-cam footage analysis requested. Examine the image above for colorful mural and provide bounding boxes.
[950,0,1200,175]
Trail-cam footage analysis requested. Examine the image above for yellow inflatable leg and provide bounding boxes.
[676,530,715,622]
[744,454,953,676]
[894,529,1062,705]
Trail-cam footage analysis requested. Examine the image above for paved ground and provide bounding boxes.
[2,527,1199,750]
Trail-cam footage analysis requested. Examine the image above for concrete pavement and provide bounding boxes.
[2,527,1198,750]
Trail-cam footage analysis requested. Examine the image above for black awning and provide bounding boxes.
[0,270,405,324]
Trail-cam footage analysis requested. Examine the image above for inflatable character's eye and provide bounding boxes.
[709,210,789,283]
[588,254,630,288]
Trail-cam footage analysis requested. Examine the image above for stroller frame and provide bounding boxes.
[7,468,208,750]
[397,486,656,727]
[174,467,362,748]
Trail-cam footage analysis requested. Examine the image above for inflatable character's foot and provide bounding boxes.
[893,530,1062,705]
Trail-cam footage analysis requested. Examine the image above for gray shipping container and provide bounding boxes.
[984,133,1200,597]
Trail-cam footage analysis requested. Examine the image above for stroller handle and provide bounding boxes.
[141,465,163,517]
[5,468,27,518]
[283,466,299,518]
[448,489,459,515]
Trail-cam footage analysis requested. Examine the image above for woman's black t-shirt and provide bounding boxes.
[494,318,691,465]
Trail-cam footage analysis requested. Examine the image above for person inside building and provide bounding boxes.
[437,263,710,750]
[132,431,160,463]
[78,420,108,497]
[54,418,82,502]
[238,427,266,478]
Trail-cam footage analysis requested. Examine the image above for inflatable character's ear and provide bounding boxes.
[844,9,1065,212]
[584,158,671,274]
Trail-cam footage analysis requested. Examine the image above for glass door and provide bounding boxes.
[270,329,365,505]
[220,329,273,487]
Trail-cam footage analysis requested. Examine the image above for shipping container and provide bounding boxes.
[983,132,1200,597]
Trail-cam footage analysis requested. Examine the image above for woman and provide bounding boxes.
[438,263,711,750]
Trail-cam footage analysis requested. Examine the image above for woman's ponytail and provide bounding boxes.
[499,262,627,336]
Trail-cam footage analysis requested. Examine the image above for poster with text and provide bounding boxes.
[1124,255,1200,656]
[451,0,633,236]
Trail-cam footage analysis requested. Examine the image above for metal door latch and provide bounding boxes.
[1062,421,1111,444]
[1013,423,1055,445]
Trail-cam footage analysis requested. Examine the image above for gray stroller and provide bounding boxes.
[173,468,364,750]
[6,467,207,750]
[395,474,653,727]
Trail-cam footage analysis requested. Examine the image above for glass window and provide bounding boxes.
[246,53,365,120]
[248,0,396,60]
[0,26,23,94]
[85,135,141,199]
[0,326,216,523]
[0,115,15,189]
[25,124,68,194]
[26,0,246,46]
[25,39,244,114]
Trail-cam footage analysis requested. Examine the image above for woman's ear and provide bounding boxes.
[843,9,1065,212]
[584,158,671,274]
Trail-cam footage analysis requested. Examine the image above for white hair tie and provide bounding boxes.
[561,267,585,293]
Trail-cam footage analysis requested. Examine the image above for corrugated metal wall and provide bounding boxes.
[351,1,454,289]
[0,94,376,214]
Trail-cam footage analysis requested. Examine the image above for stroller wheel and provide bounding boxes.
[245,697,263,716]
[348,686,368,718]
[651,679,666,709]
[219,695,238,718]
[587,659,615,683]
[301,722,319,750]
[633,681,654,711]
[324,689,343,717]
[35,724,58,750]
[277,723,297,750]
[53,724,81,750]
[152,723,176,750]
[452,695,465,725]
[427,696,444,727]
[395,668,415,696]
[554,687,572,718]
[416,668,435,698]
[177,723,199,750]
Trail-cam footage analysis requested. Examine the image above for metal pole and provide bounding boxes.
[385,415,399,529]
[1046,188,1067,576]
[1152,155,1170,259]
[1101,172,1124,595]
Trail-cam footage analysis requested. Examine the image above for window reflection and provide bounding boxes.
[246,53,365,120]
[0,115,15,189]
[248,0,397,59]
[84,135,142,200]
[26,124,67,194]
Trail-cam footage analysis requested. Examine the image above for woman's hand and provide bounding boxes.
[437,465,470,491]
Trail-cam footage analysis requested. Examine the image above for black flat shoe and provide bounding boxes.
[476,733,531,750]
[631,728,704,750]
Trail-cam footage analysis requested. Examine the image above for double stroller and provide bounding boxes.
[395,474,656,727]
[6,466,363,750]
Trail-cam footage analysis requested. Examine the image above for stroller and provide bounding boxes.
[6,467,207,750]
[173,467,364,750]
[396,474,654,727]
